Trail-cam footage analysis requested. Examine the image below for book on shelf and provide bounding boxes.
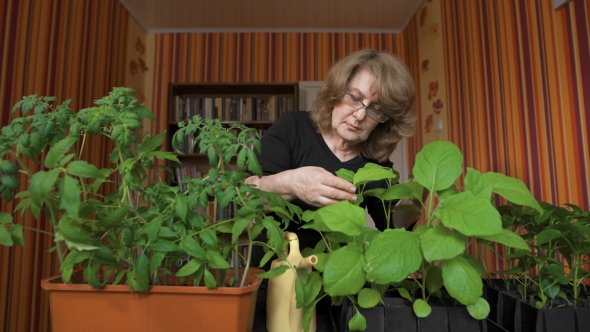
[173,95,295,122]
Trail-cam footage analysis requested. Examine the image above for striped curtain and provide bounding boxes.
[434,0,589,210]
[404,0,590,273]
[0,1,129,331]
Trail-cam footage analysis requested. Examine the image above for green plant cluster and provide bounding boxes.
[295,140,542,331]
[497,201,590,309]
[0,87,299,292]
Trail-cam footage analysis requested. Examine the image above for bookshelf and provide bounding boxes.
[167,82,299,185]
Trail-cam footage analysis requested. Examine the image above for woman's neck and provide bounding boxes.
[320,129,361,162]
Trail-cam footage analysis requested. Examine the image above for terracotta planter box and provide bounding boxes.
[41,267,263,332]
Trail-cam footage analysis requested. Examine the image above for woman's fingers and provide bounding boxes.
[291,167,357,206]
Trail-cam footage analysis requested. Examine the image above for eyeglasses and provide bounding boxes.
[342,92,390,123]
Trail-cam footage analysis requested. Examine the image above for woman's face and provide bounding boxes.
[331,68,380,145]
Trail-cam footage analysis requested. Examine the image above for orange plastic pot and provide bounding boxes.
[40,267,263,332]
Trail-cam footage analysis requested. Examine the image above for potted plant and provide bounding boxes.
[288,140,543,332]
[488,202,590,332]
[0,87,300,331]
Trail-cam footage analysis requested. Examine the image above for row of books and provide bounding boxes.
[174,129,267,154]
[172,96,295,123]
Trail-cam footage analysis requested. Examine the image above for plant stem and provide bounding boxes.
[21,225,54,237]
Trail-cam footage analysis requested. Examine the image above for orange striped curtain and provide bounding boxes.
[148,33,406,136]
[407,0,589,210]
[404,0,590,273]
[0,1,129,331]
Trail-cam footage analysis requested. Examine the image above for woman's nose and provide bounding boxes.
[353,107,367,120]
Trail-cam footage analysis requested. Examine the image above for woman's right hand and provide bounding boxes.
[245,166,357,207]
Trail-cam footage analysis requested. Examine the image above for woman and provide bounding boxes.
[247,49,421,316]
[246,49,419,238]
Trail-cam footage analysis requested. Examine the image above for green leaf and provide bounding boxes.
[143,216,163,242]
[421,226,466,262]
[303,272,322,306]
[175,194,188,221]
[138,131,166,154]
[203,268,217,289]
[437,191,502,236]
[425,265,443,295]
[232,215,252,244]
[314,201,365,236]
[29,169,61,206]
[129,253,149,292]
[365,229,421,284]
[482,172,542,213]
[246,149,262,176]
[149,240,180,252]
[353,163,398,186]
[379,181,424,201]
[336,168,355,182]
[358,288,381,309]
[413,299,432,318]
[0,226,13,246]
[413,140,463,192]
[466,297,490,320]
[150,252,166,275]
[536,228,561,245]
[199,228,218,248]
[348,310,367,331]
[465,168,493,199]
[56,215,95,245]
[66,160,106,178]
[295,278,305,308]
[263,217,284,251]
[176,258,203,277]
[44,136,77,168]
[477,229,530,251]
[179,236,206,259]
[206,249,230,269]
[323,245,366,296]
[57,176,80,219]
[257,265,290,278]
[442,256,482,305]
[97,206,128,229]
[396,287,413,302]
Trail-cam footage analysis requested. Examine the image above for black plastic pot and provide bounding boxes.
[494,291,590,332]
[337,294,508,332]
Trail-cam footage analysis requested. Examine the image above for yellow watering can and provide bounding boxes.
[266,232,318,332]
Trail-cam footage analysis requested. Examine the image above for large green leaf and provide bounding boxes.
[348,309,367,331]
[44,136,77,168]
[129,252,149,292]
[442,256,482,305]
[379,181,424,201]
[179,236,206,259]
[138,131,166,154]
[421,226,466,262]
[437,191,502,236]
[413,141,463,192]
[365,229,421,284]
[465,168,492,199]
[57,176,80,219]
[536,228,561,245]
[66,160,106,178]
[482,172,542,213]
[314,201,365,236]
[323,245,366,296]
[29,169,61,206]
[477,229,530,251]
[353,163,398,186]
[56,215,95,245]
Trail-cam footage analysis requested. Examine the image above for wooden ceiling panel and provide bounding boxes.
[119,0,423,33]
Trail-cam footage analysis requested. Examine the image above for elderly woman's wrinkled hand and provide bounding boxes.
[285,166,357,207]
